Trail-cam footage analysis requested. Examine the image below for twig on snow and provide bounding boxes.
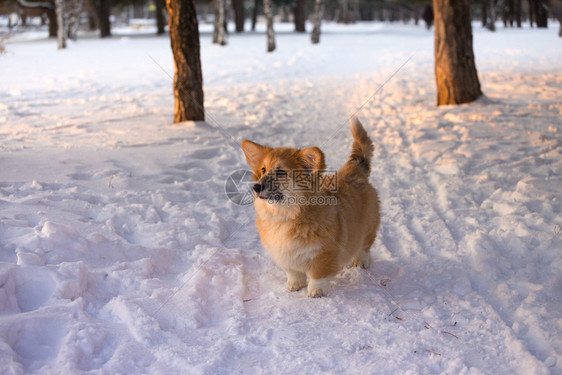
[441,331,458,339]
[427,349,442,356]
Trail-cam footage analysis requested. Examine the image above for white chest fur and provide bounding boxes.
[259,221,321,272]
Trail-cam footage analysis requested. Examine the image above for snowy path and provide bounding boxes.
[1,22,561,374]
[204,71,560,374]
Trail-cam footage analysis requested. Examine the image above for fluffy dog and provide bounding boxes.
[241,117,380,297]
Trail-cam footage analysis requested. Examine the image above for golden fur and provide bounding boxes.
[241,118,381,297]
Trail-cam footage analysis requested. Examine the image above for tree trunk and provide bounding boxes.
[433,0,482,105]
[213,0,227,45]
[486,0,496,31]
[55,0,66,48]
[481,0,487,27]
[352,0,359,22]
[97,0,111,38]
[507,0,514,26]
[528,0,533,27]
[166,0,205,122]
[338,0,350,23]
[155,0,166,34]
[294,0,305,32]
[251,0,259,31]
[232,0,244,32]
[280,4,290,22]
[48,4,59,37]
[532,0,547,27]
[310,0,323,44]
[88,0,97,31]
[263,0,275,52]
[67,0,84,40]
[514,0,521,27]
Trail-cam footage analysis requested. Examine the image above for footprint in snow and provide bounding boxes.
[12,268,57,312]
[12,316,67,369]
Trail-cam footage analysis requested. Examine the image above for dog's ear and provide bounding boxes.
[299,147,326,172]
[241,140,270,171]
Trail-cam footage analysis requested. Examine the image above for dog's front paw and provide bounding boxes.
[286,271,307,292]
[307,278,331,298]
[307,287,326,298]
[288,279,307,292]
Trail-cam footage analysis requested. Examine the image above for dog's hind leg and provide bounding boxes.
[306,250,339,297]
[352,233,376,269]
[351,248,372,269]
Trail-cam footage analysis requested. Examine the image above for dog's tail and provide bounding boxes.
[340,117,374,178]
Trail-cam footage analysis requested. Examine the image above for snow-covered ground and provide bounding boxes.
[1,21,561,374]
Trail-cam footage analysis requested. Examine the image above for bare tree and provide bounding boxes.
[337,0,357,23]
[67,0,84,40]
[166,0,205,122]
[294,0,305,32]
[481,0,487,27]
[97,0,111,38]
[263,0,275,52]
[86,0,97,30]
[55,0,66,48]
[311,0,323,44]
[514,0,522,27]
[433,0,482,105]
[251,0,260,30]
[213,0,227,45]
[232,0,245,32]
[528,0,534,25]
[155,0,166,35]
[483,0,496,31]
[531,0,548,27]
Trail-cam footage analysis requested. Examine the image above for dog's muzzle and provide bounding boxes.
[253,183,264,193]
[253,179,283,201]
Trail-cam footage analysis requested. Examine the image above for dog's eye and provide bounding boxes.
[276,169,287,177]
[261,167,266,174]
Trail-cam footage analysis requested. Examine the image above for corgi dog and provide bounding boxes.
[241,117,380,297]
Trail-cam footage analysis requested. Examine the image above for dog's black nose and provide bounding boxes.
[253,183,264,193]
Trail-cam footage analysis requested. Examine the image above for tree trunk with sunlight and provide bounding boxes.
[166,0,205,122]
[433,0,482,105]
